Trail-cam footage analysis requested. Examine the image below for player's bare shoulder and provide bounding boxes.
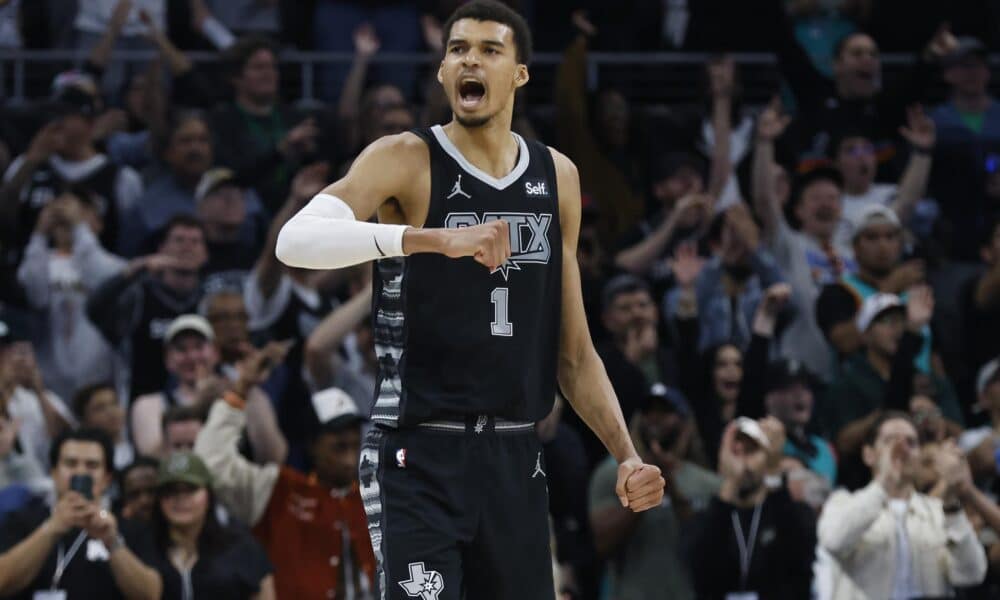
[353,132,430,189]
[329,132,431,223]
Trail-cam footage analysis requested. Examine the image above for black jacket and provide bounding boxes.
[686,486,817,600]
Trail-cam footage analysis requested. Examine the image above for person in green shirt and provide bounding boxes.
[823,291,963,489]
[588,383,719,600]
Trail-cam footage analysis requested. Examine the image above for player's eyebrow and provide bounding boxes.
[447,37,506,49]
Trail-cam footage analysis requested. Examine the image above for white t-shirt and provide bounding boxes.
[6,387,76,470]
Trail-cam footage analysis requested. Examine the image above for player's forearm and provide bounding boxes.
[275,195,408,270]
[558,347,638,464]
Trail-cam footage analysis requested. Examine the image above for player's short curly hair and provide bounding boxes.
[441,0,533,65]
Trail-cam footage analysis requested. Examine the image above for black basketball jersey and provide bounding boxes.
[17,157,121,250]
[129,278,203,399]
[371,125,563,427]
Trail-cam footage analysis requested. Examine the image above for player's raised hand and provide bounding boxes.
[615,457,665,512]
[440,219,511,271]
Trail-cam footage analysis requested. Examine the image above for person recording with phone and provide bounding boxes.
[0,427,161,599]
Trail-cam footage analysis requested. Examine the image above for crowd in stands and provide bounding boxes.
[3,0,1000,599]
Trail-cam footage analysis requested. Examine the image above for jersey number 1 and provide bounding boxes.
[491,288,513,337]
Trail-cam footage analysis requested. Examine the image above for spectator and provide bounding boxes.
[614,182,712,285]
[17,192,126,402]
[663,54,750,210]
[117,457,158,523]
[201,284,254,369]
[556,18,647,245]
[196,349,376,599]
[960,358,1000,483]
[120,110,214,258]
[754,100,854,380]
[930,36,1000,260]
[73,382,133,470]
[0,76,144,258]
[666,204,787,352]
[0,322,74,470]
[335,24,405,156]
[816,205,931,368]
[193,167,267,283]
[146,451,275,599]
[130,314,285,462]
[763,359,836,485]
[211,35,318,211]
[312,0,423,101]
[589,383,720,600]
[687,418,817,599]
[675,281,789,465]
[962,215,1000,383]
[818,412,987,598]
[599,274,678,400]
[162,405,204,454]
[0,428,162,599]
[772,7,949,178]
[86,214,207,399]
[831,106,938,246]
[824,291,963,489]
[574,274,678,467]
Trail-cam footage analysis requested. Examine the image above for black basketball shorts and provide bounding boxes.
[359,415,555,600]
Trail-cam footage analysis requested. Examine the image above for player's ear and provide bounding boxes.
[437,63,444,85]
[514,64,529,89]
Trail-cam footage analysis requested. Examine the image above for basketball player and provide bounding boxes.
[275,2,664,598]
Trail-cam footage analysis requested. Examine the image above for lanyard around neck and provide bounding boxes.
[731,502,763,590]
[52,530,88,589]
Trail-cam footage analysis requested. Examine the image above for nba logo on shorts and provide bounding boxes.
[396,448,407,468]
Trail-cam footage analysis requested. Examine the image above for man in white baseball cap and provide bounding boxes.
[825,290,965,489]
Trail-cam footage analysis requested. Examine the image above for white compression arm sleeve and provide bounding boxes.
[275,194,410,269]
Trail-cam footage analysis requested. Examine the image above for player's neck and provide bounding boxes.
[442,114,519,179]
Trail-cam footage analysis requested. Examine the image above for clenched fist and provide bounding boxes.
[440,219,512,271]
[616,457,665,512]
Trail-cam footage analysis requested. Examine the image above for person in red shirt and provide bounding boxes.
[195,343,375,599]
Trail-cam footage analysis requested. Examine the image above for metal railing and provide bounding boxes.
[3,49,1000,105]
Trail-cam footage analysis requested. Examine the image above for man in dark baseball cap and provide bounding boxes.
[763,359,836,484]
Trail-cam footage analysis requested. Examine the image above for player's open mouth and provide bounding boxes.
[459,78,486,109]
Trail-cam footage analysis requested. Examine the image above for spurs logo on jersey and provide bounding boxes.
[444,211,553,280]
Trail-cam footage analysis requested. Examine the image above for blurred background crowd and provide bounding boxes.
[3,0,1000,598]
